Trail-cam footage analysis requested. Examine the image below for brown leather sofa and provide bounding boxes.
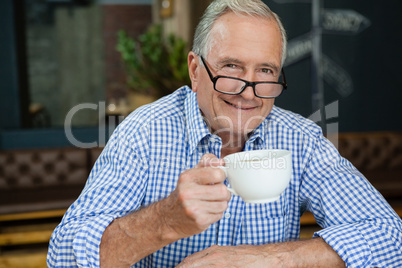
[337,131,402,200]
[0,132,401,215]
[0,147,103,215]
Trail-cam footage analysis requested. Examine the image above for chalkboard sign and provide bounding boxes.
[265,0,402,132]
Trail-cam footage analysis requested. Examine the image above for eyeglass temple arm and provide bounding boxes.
[199,56,215,81]
[281,69,287,89]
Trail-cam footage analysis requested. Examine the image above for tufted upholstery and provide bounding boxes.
[338,132,402,198]
[0,147,103,214]
[0,148,87,189]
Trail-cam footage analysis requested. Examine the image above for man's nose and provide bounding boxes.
[240,85,256,100]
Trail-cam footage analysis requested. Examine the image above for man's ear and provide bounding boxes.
[188,52,199,92]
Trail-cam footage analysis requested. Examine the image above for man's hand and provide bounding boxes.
[162,153,231,240]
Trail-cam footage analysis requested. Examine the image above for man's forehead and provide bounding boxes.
[211,11,276,32]
[210,12,280,47]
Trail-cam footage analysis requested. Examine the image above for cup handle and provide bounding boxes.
[226,187,238,196]
[217,166,239,196]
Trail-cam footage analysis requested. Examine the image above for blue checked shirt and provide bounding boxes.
[48,86,402,267]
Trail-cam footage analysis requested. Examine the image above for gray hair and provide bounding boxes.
[192,0,287,67]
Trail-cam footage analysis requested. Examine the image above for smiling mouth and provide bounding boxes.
[224,100,255,110]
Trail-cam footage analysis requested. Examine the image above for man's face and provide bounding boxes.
[188,12,283,143]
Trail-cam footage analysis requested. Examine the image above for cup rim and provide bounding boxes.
[223,149,291,163]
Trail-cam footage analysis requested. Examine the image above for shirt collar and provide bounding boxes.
[184,89,211,154]
[245,115,268,148]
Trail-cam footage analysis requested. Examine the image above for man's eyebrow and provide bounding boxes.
[216,57,244,66]
[217,57,280,73]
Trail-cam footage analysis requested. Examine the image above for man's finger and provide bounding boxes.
[189,183,231,201]
[196,153,224,168]
[182,166,226,185]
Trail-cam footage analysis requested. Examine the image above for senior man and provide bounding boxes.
[48,0,402,267]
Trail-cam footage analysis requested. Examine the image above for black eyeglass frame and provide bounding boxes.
[200,56,287,99]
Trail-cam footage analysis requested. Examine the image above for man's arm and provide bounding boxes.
[300,134,402,266]
[99,198,178,267]
[177,237,345,268]
[99,154,231,267]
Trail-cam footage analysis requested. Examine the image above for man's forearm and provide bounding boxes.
[99,198,179,267]
[269,237,345,268]
[178,237,345,267]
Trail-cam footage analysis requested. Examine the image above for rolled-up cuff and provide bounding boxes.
[73,215,116,267]
[313,223,372,267]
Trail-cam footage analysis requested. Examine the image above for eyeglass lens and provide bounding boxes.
[215,77,284,98]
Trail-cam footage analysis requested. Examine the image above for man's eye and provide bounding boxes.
[261,68,273,74]
[225,64,237,69]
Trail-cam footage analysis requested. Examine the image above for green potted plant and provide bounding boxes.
[116,24,191,102]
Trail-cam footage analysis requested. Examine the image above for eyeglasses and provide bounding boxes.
[200,56,287,99]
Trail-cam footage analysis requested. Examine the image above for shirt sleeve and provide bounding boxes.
[47,120,150,267]
[300,134,402,267]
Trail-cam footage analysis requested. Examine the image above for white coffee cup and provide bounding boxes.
[219,149,292,203]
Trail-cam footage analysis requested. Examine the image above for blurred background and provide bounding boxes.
[0,0,401,267]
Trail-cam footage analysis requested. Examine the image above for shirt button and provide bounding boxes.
[224,212,231,219]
